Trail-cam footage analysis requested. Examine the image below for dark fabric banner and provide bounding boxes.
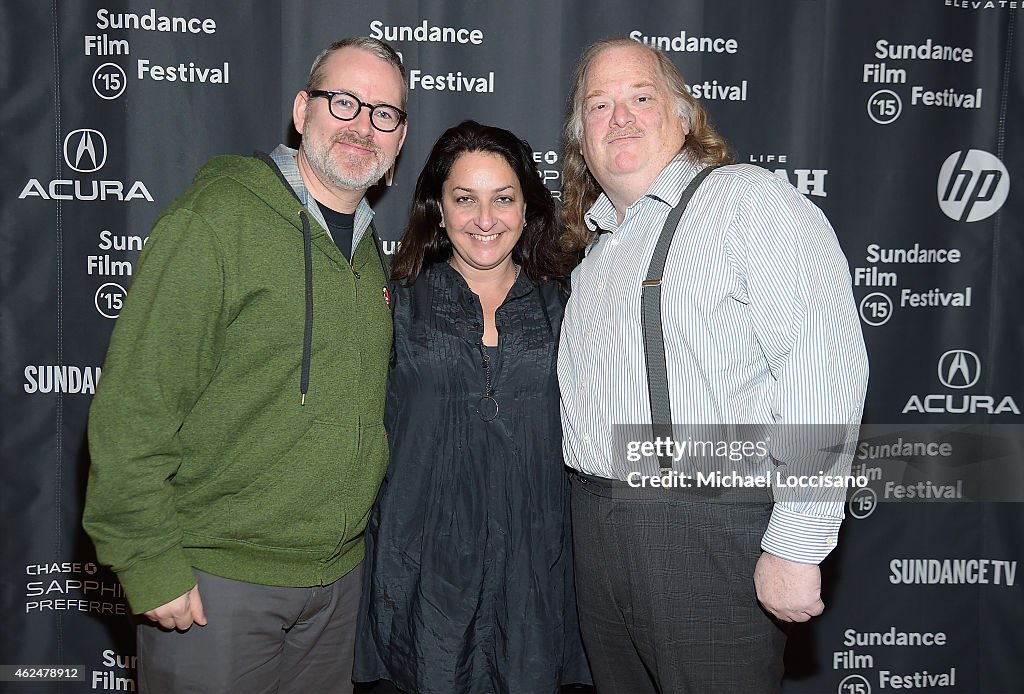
[2,1,1021,692]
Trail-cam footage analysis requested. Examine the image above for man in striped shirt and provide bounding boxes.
[558,38,868,693]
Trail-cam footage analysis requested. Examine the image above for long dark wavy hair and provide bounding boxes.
[391,120,578,285]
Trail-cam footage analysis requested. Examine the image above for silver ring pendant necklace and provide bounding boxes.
[477,342,499,421]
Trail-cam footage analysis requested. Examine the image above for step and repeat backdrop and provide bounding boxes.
[2,1,1022,692]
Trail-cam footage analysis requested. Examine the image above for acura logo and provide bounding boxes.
[63,129,107,173]
[937,350,981,389]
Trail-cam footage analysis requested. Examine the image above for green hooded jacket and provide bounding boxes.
[83,153,392,613]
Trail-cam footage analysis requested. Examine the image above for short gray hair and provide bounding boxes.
[304,36,407,108]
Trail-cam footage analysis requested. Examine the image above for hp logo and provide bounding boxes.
[938,150,1009,222]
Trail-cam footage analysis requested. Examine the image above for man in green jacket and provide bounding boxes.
[83,36,407,693]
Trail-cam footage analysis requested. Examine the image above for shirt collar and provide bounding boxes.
[584,152,705,233]
[431,261,536,303]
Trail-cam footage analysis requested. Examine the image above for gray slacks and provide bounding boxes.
[570,472,788,694]
[137,566,362,694]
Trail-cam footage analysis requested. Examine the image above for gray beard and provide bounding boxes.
[302,137,390,192]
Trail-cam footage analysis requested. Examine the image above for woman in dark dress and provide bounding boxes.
[353,120,590,693]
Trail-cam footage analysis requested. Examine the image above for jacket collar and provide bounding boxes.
[269,144,375,253]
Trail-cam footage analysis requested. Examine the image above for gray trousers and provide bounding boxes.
[137,566,362,694]
[570,473,788,694]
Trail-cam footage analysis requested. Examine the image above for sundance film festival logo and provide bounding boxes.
[64,129,107,173]
[938,349,981,389]
[938,149,1009,222]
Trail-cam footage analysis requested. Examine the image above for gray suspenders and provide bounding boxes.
[641,165,720,474]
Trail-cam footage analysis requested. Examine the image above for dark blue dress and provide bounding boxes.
[353,262,590,693]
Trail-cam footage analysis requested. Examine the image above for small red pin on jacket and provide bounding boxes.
[382,286,391,309]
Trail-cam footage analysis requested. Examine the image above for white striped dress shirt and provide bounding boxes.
[558,154,869,564]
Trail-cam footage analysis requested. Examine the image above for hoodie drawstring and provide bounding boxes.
[300,209,313,405]
[252,152,318,406]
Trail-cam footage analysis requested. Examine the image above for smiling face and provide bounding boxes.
[440,151,525,277]
[580,44,688,208]
[293,46,407,206]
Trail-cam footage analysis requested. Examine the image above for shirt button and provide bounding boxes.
[583,434,591,443]
[610,239,619,246]
[597,282,605,290]
[825,536,836,546]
